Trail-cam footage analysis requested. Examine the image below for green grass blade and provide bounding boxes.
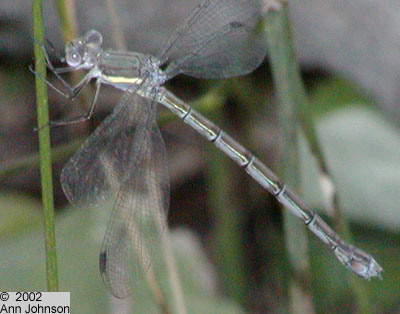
[32,0,59,292]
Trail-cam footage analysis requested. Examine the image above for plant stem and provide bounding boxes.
[105,0,127,50]
[294,27,374,314]
[207,128,247,305]
[54,0,78,42]
[54,0,93,117]
[263,2,372,313]
[161,231,187,314]
[264,4,314,313]
[32,0,59,291]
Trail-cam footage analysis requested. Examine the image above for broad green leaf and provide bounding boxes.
[300,107,400,231]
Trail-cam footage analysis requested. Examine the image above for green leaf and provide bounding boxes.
[300,106,400,231]
[309,77,373,116]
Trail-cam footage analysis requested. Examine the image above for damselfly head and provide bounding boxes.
[65,30,103,69]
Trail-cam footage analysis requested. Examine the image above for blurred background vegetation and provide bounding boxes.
[1,0,400,313]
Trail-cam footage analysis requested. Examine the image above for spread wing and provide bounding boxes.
[158,0,266,79]
[99,113,169,298]
[61,86,169,298]
[60,85,149,207]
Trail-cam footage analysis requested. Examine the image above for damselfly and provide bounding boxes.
[34,0,382,299]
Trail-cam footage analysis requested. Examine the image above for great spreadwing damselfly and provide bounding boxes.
[33,0,382,298]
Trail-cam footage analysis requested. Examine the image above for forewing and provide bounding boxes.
[158,0,266,79]
[99,112,169,298]
[60,85,148,207]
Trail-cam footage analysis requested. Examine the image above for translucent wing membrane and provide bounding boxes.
[61,83,170,298]
[158,0,266,79]
[60,85,150,207]
[99,107,169,298]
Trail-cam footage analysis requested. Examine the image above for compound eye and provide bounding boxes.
[65,45,82,67]
[84,30,103,47]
